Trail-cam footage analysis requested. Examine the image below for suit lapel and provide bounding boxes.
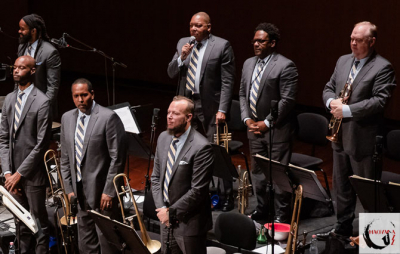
[81,104,99,160]
[199,35,215,83]
[246,57,258,101]
[160,135,173,184]
[70,109,78,163]
[8,91,18,132]
[16,87,36,134]
[351,53,376,92]
[169,128,194,183]
[337,56,354,94]
[257,53,277,103]
[17,44,26,57]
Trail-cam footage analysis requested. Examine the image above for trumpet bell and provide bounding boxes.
[326,134,339,143]
[60,215,77,226]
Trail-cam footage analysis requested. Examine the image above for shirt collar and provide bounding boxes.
[174,125,191,142]
[258,53,273,64]
[78,100,96,118]
[18,83,34,96]
[29,40,39,51]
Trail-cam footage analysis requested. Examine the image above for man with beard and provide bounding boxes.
[151,96,214,254]
[167,12,235,211]
[0,56,52,253]
[318,21,396,239]
[60,78,127,253]
[18,14,61,116]
[239,23,298,223]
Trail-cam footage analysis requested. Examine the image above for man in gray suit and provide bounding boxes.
[17,14,61,116]
[151,96,214,254]
[0,56,52,254]
[60,78,127,253]
[239,23,298,223]
[318,21,396,239]
[167,12,235,211]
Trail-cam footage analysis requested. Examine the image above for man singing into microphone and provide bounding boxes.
[167,11,236,211]
[17,14,61,116]
[239,23,298,223]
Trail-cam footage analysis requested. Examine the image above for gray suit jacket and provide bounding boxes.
[0,86,52,186]
[151,128,214,236]
[60,103,127,210]
[18,40,61,104]
[167,35,235,125]
[239,52,298,142]
[323,51,396,159]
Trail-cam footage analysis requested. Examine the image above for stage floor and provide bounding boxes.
[0,178,364,254]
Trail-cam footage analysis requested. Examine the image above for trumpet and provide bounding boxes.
[44,149,77,254]
[113,173,161,253]
[326,82,352,143]
[237,171,252,214]
[214,122,232,152]
[285,185,303,254]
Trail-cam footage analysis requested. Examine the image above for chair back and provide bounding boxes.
[386,130,400,161]
[227,100,247,132]
[214,213,256,250]
[297,113,329,147]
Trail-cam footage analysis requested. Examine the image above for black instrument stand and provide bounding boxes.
[145,109,159,195]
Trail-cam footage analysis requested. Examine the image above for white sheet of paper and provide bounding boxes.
[133,195,145,203]
[113,106,139,134]
[253,244,285,254]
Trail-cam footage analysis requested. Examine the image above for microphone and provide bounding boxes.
[271,100,279,121]
[152,108,160,126]
[189,36,196,45]
[70,195,78,217]
[50,37,68,48]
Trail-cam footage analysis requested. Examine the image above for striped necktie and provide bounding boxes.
[348,60,360,84]
[75,115,86,182]
[13,92,25,136]
[163,138,179,203]
[186,43,202,93]
[250,61,265,118]
[26,45,33,57]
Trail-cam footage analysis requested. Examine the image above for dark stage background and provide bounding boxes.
[1,0,399,119]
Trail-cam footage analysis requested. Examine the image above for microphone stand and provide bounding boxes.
[62,33,127,106]
[372,136,383,212]
[266,100,278,254]
[266,114,276,254]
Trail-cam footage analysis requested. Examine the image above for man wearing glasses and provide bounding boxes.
[239,23,298,223]
[319,21,396,239]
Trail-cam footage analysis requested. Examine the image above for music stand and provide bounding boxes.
[109,102,152,182]
[350,176,400,213]
[88,210,150,254]
[211,144,239,181]
[254,154,332,204]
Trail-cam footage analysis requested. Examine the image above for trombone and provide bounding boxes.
[285,185,303,254]
[44,149,77,254]
[113,173,161,253]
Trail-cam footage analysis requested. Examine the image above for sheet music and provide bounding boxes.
[253,244,285,254]
[113,106,139,134]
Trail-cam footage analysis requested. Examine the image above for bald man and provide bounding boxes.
[167,12,236,211]
[319,21,396,239]
[0,56,52,253]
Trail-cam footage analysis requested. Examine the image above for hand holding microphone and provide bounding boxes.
[180,36,196,61]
